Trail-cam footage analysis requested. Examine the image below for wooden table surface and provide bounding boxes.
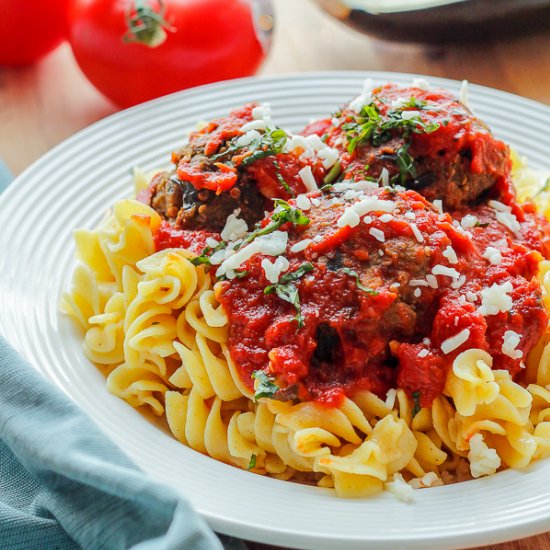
[2,1,550,548]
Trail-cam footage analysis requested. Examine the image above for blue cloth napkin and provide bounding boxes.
[0,162,246,550]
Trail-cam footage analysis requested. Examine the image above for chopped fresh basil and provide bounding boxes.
[412,390,422,417]
[474,221,490,228]
[247,453,257,470]
[252,370,279,400]
[237,200,310,249]
[343,97,440,188]
[342,267,379,295]
[264,262,314,328]
[395,142,417,184]
[323,160,342,185]
[209,126,288,167]
[190,240,227,267]
[240,128,288,166]
[273,159,294,197]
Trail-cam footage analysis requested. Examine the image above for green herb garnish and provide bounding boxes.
[342,267,379,295]
[241,128,288,166]
[264,262,314,328]
[190,240,227,267]
[343,96,440,183]
[323,160,342,185]
[474,221,490,228]
[412,391,422,417]
[210,127,288,167]
[247,453,257,470]
[252,370,279,400]
[273,159,294,197]
[395,142,417,184]
[237,200,309,249]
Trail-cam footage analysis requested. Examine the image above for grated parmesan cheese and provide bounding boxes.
[391,97,408,108]
[414,288,422,298]
[418,349,429,358]
[240,119,268,132]
[349,78,375,113]
[353,198,396,216]
[478,281,513,316]
[305,133,326,151]
[236,129,261,147]
[379,214,394,223]
[501,330,523,359]
[385,388,397,409]
[409,472,443,489]
[337,207,360,228]
[442,245,458,264]
[298,166,318,192]
[459,80,471,110]
[220,211,248,242]
[432,264,460,279]
[488,200,511,213]
[432,199,443,214]
[426,275,438,289]
[495,211,521,235]
[317,147,339,169]
[252,103,272,120]
[410,279,429,287]
[482,246,502,265]
[441,328,470,354]
[401,110,421,120]
[296,194,312,211]
[468,433,501,478]
[460,214,478,229]
[381,167,389,186]
[285,135,308,153]
[369,228,385,242]
[261,256,289,284]
[451,275,467,289]
[409,223,424,243]
[290,239,312,253]
[205,237,219,248]
[216,231,288,278]
[384,473,414,503]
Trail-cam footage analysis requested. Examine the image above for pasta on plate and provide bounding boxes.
[62,79,550,499]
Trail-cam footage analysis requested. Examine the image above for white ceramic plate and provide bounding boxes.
[2,72,550,550]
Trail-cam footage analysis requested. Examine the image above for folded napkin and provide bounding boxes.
[0,163,246,550]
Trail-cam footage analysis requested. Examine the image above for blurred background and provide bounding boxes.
[2,0,550,176]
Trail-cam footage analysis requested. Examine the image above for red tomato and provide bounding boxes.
[0,0,70,65]
[68,0,271,108]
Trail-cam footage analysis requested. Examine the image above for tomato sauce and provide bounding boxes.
[218,187,550,408]
[146,83,550,410]
[153,221,217,256]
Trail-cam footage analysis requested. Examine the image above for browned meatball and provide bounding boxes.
[303,83,511,210]
[149,170,266,232]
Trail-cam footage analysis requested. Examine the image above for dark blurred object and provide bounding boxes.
[314,0,550,44]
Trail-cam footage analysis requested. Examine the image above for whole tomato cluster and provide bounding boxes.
[0,0,271,108]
